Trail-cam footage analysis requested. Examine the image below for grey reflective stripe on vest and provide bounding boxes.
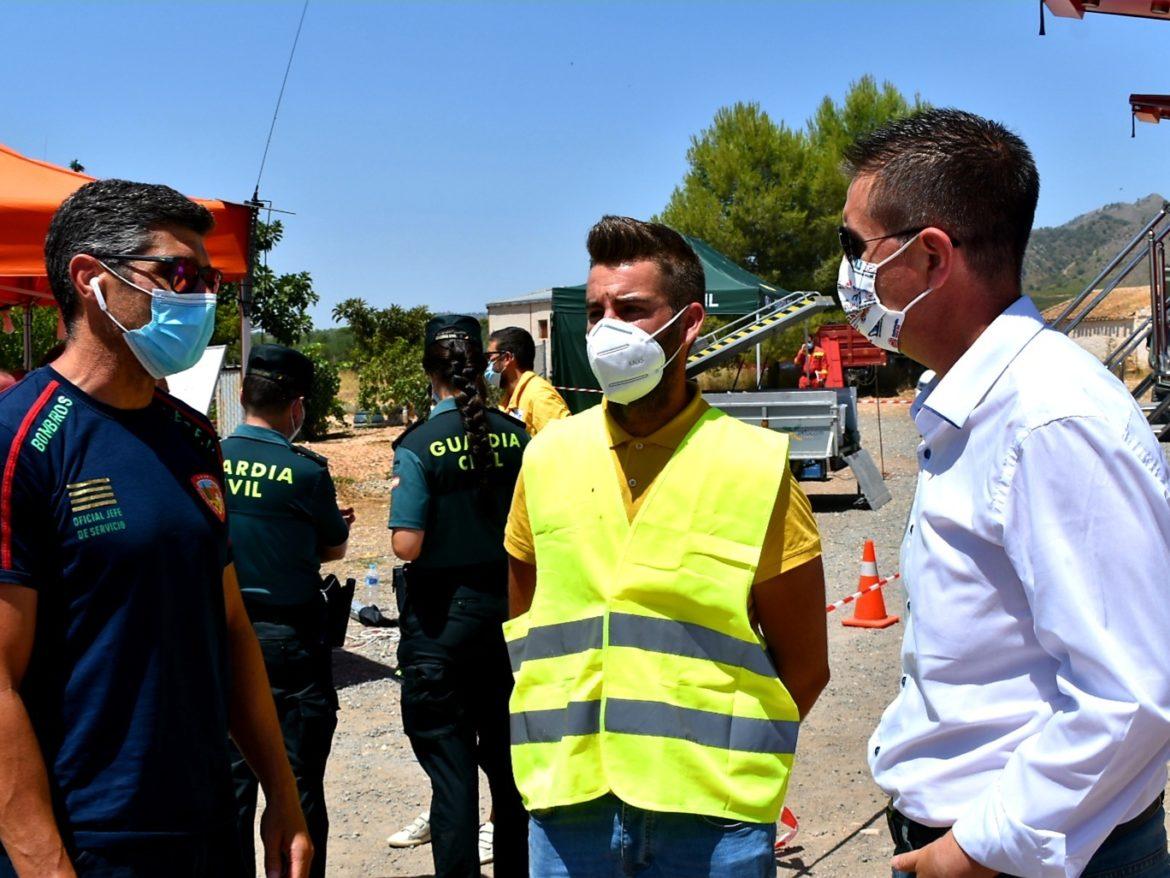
[606,698,799,754]
[509,613,773,676]
[508,617,605,672]
[511,700,602,744]
[511,698,798,753]
[608,613,777,678]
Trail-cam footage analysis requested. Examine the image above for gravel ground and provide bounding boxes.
[274,399,943,876]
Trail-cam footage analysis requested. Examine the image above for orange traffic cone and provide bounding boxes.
[842,539,899,629]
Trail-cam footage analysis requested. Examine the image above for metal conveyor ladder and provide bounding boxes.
[1046,201,1170,439]
[685,291,834,377]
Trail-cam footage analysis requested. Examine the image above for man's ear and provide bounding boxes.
[70,253,106,304]
[919,227,956,291]
[683,301,706,347]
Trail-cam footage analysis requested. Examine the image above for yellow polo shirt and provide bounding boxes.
[505,386,821,583]
[500,371,571,436]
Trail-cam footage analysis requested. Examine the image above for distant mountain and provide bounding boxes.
[1024,193,1166,311]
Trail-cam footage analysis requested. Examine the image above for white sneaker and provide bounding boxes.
[388,812,431,848]
[478,821,494,865]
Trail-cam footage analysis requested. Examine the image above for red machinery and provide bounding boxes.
[810,323,887,388]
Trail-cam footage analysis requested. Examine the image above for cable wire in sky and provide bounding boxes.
[254,0,310,200]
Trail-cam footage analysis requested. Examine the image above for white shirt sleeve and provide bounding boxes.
[951,414,1170,878]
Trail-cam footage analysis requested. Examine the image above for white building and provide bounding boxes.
[486,288,554,375]
[1042,286,1151,362]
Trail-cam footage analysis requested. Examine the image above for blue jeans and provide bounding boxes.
[529,794,776,878]
[889,803,1170,878]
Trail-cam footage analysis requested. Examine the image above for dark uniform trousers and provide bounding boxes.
[396,562,528,878]
[229,611,337,878]
[0,829,241,878]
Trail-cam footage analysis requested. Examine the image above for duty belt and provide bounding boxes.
[243,598,324,634]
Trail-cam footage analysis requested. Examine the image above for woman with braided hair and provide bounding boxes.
[389,315,530,878]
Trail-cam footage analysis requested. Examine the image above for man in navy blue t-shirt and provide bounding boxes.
[0,179,311,877]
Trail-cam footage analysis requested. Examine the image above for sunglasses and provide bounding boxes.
[837,225,963,265]
[837,226,928,265]
[96,254,223,295]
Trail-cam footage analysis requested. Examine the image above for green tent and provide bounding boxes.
[549,285,596,413]
[550,235,789,412]
[686,236,784,315]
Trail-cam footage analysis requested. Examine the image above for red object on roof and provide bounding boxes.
[1045,0,1170,21]
[1131,94,1170,124]
[0,143,252,307]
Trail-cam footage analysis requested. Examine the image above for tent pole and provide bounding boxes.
[240,303,253,369]
[755,343,762,390]
[239,198,262,369]
[22,305,32,371]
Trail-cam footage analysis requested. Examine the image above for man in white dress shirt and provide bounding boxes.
[838,108,1170,878]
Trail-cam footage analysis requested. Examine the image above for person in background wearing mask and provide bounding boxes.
[0,180,310,876]
[505,216,829,877]
[389,316,529,878]
[222,344,354,878]
[840,110,1170,878]
[485,327,570,435]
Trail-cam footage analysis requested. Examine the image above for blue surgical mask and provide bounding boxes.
[91,269,217,378]
[484,362,502,388]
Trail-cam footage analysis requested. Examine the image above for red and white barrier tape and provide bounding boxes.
[774,806,799,851]
[825,572,901,614]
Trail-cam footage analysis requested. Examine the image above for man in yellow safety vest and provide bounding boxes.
[504,215,830,878]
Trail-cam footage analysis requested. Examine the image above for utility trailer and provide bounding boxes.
[689,315,892,509]
[704,388,891,510]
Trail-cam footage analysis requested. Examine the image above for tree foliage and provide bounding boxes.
[213,220,316,362]
[301,343,345,440]
[0,306,59,372]
[331,299,433,417]
[659,75,927,296]
[212,219,340,439]
[307,326,356,366]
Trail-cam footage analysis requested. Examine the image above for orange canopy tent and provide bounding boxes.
[0,142,253,308]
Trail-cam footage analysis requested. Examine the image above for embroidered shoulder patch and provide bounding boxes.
[191,474,226,522]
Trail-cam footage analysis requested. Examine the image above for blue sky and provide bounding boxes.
[3,1,1166,325]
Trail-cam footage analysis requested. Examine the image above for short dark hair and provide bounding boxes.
[241,374,298,415]
[488,327,536,371]
[843,108,1039,284]
[44,179,215,327]
[587,216,705,311]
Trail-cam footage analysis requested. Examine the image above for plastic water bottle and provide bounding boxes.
[364,562,379,603]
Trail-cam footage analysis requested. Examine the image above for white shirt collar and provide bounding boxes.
[914,296,1046,436]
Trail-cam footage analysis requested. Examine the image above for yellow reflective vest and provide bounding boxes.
[504,403,800,823]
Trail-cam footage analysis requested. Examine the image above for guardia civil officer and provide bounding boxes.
[222,344,353,878]
[389,315,529,878]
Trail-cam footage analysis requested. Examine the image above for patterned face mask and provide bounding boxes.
[836,232,932,354]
